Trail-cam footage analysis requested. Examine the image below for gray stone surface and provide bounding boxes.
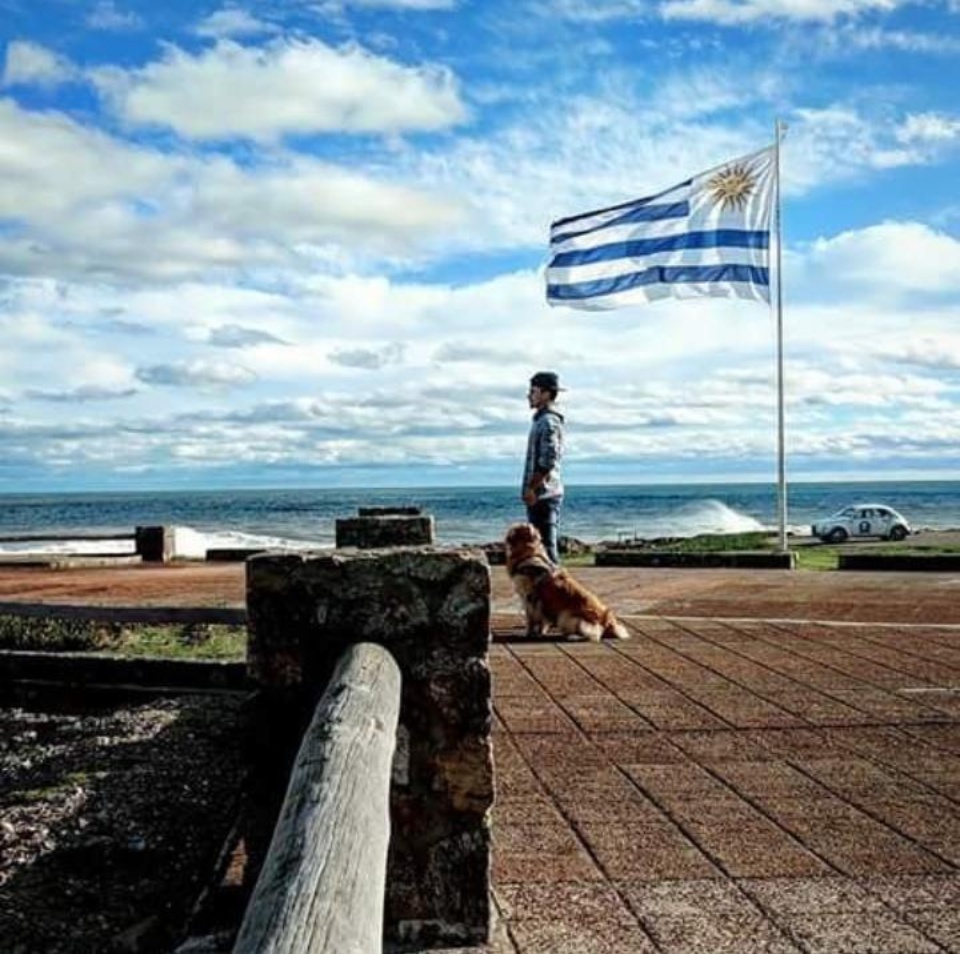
[246,547,493,948]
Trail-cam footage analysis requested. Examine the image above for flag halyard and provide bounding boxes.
[546,146,776,310]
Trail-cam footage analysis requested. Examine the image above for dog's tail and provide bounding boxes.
[603,612,631,640]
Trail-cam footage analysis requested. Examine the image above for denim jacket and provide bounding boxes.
[522,407,564,500]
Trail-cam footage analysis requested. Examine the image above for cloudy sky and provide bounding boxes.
[1,0,958,492]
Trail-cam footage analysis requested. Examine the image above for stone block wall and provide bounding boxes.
[245,547,493,948]
[335,512,435,548]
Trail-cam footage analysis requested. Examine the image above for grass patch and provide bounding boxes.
[0,616,246,660]
[793,547,841,571]
[664,531,774,552]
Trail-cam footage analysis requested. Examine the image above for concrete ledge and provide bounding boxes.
[0,554,142,568]
[838,552,960,571]
[0,650,250,691]
[596,549,796,569]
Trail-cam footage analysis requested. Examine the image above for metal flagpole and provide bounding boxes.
[774,119,788,551]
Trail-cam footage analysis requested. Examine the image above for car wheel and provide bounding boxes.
[827,527,848,544]
[888,525,907,541]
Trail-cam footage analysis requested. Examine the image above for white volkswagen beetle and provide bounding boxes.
[811,504,911,544]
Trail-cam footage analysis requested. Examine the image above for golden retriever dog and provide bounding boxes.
[504,523,630,641]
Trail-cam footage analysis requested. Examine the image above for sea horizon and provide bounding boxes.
[1,479,958,556]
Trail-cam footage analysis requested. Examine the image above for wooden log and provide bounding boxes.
[234,642,401,954]
[0,602,246,626]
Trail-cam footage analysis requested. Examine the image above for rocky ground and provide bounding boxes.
[0,693,247,954]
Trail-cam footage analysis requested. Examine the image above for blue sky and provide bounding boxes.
[1,0,958,492]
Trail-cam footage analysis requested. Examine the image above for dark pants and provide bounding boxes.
[527,496,562,565]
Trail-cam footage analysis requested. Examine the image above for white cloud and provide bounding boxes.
[533,0,649,21]
[897,112,960,145]
[329,342,406,369]
[2,41,77,88]
[330,0,457,7]
[830,24,960,53]
[25,384,139,402]
[91,38,467,140]
[660,0,904,24]
[195,7,279,39]
[872,335,960,371]
[135,360,257,388]
[0,99,465,283]
[86,1,142,31]
[207,325,289,348]
[806,221,960,295]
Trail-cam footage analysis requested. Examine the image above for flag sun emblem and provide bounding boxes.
[706,162,757,212]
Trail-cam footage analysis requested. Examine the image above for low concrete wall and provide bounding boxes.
[246,547,493,949]
[838,553,960,572]
[596,549,796,569]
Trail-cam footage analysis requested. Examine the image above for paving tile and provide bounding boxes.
[621,881,801,953]
[494,698,580,734]
[867,873,960,910]
[560,695,654,733]
[760,689,874,725]
[592,841,722,881]
[741,876,888,914]
[494,793,564,825]
[711,760,829,800]
[590,731,687,764]
[667,729,778,763]
[622,878,747,917]
[496,883,657,954]
[625,697,729,730]
[493,844,604,884]
[621,761,726,796]
[682,821,831,878]
[904,909,960,951]
[775,910,942,953]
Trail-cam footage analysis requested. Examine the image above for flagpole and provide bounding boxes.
[774,120,788,552]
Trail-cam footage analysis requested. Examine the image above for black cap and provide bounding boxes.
[530,371,565,391]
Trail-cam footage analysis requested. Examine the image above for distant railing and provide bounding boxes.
[233,642,401,954]
[0,526,173,562]
[0,532,134,544]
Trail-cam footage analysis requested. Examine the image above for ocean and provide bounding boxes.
[0,481,958,557]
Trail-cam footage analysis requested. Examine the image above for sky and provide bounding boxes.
[1,0,958,493]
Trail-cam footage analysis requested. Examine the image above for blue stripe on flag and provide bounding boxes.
[546,264,769,302]
[550,180,692,230]
[549,229,768,268]
[552,200,689,243]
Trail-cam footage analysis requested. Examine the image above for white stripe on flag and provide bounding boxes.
[546,146,775,309]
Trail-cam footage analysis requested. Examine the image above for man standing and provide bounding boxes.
[522,371,565,565]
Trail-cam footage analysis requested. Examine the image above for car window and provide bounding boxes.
[841,508,856,517]
[877,508,890,517]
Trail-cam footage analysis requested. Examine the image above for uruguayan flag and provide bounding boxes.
[546,146,775,310]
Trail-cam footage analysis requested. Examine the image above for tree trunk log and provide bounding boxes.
[234,642,401,954]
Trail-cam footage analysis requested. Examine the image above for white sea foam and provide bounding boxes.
[172,526,330,558]
[671,499,765,535]
[0,525,330,557]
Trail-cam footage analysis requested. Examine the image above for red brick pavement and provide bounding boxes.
[481,607,960,953]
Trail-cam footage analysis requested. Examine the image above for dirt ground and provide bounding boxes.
[1,552,958,626]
